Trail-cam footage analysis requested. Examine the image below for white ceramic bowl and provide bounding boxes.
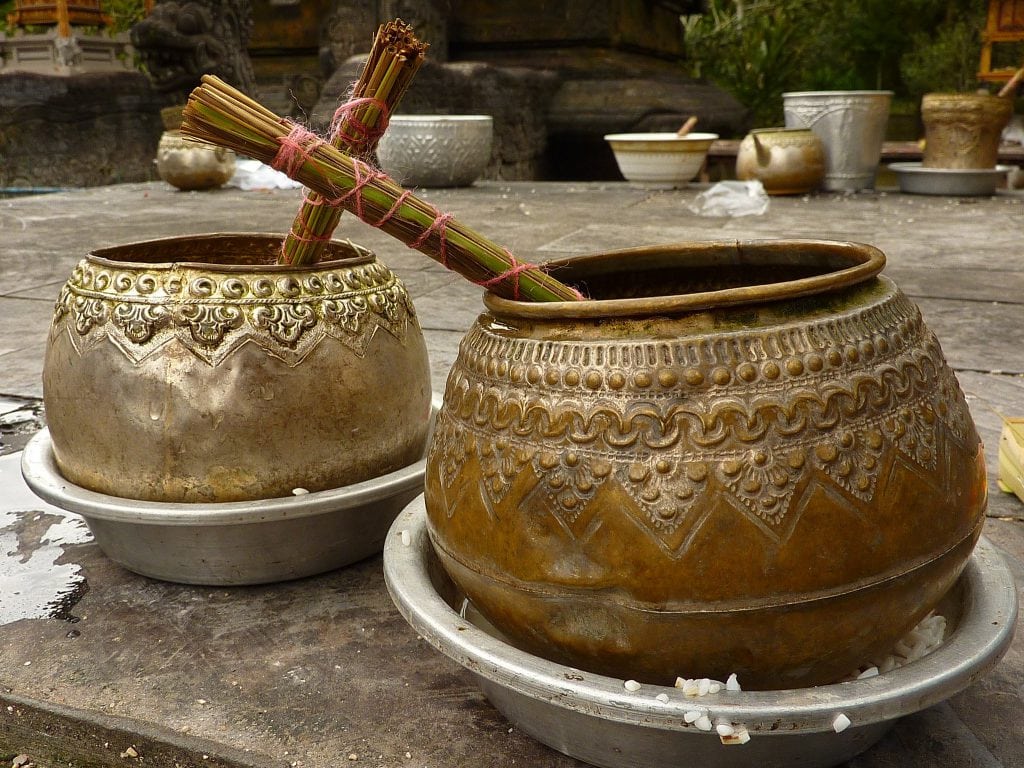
[605,132,718,189]
[377,115,494,188]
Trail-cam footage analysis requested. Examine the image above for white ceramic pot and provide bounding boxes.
[604,132,718,189]
[377,115,494,188]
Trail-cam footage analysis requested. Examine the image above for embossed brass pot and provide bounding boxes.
[156,131,236,191]
[921,92,1012,169]
[44,234,431,503]
[424,241,987,690]
[735,128,825,195]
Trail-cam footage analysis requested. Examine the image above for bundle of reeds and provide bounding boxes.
[280,19,427,266]
[181,76,584,303]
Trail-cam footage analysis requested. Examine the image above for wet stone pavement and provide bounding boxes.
[0,180,1023,767]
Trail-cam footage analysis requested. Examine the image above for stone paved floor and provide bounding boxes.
[0,180,1022,767]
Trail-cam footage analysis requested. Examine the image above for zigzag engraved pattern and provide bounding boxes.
[428,288,979,554]
[52,256,414,367]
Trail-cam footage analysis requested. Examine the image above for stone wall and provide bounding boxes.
[0,72,163,188]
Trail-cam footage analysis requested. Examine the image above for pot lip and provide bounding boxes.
[390,114,494,122]
[604,132,719,143]
[748,126,816,135]
[922,91,1010,100]
[88,233,376,272]
[484,239,887,320]
[782,90,894,98]
[890,162,1013,178]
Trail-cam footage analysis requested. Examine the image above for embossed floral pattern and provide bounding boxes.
[52,256,415,366]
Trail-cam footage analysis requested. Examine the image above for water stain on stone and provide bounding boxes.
[0,451,92,625]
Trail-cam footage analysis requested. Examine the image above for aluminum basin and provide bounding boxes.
[384,495,1017,768]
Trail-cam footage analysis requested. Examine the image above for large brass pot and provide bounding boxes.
[44,234,431,503]
[424,241,987,690]
[922,92,1012,169]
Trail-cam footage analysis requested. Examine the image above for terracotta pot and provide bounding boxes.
[735,128,825,194]
[921,92,1012,169]
[44,234,432,503]
[424,241,987,690]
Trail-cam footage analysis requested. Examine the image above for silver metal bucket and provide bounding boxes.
[783,91,892,192]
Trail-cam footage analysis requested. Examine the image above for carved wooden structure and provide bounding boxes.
[6,1,111,37]
[979,0,1024,83]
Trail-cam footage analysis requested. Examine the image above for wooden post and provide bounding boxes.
[57,0,71,38]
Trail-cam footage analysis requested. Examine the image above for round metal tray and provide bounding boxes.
[889,162,1011,196]
[21,395,439,586]
[384,495,1018,768]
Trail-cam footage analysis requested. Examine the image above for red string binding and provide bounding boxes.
[272,122,325,177]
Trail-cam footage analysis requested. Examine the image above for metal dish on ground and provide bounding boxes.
[384,495,1017,768]
[889,162,1011,196]
[21,396,440,586]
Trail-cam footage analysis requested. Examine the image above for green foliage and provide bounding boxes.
[900,18,984,97]
[683,0,991,127]
[683,0,814,126]
[104,0,146,34]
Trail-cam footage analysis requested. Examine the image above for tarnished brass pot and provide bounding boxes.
[736,128,825,194]
[424,241,987,690]
[156,130,236,190]
[922,92,1012,169]
[44,234,432,503]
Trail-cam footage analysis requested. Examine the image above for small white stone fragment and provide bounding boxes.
[832,713,852,733]
[120,747,140,759]
[720,724,751,745]
[726,673,741,692]
[400,529,411,547]
[683,679,700,697]
[683,710,702,724]
[695,715,714,732]
[857,666,879,679]
[715,719,734,737]
[291,487,309,495]
[708,681,723,694]
[655,693,670,703]
[674,676,686,689]
[624,679,642,692]
[698,678,711,696]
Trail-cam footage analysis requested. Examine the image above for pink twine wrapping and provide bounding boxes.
[272,122,325,177]
[330,96,391,151]
[318,157,387,219]
[410,211,455,266]
[478,250,541,300]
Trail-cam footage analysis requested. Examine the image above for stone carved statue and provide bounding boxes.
[131,0,257,103]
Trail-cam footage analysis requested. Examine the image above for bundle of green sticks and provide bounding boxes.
[181,20,583,303]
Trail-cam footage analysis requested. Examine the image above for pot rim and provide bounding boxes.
[748,127,816,135]
[782,90,894,98]
[604,132,719,142]
[88,232,376,272]
[390,114,494,122]
[484,239,886,320]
